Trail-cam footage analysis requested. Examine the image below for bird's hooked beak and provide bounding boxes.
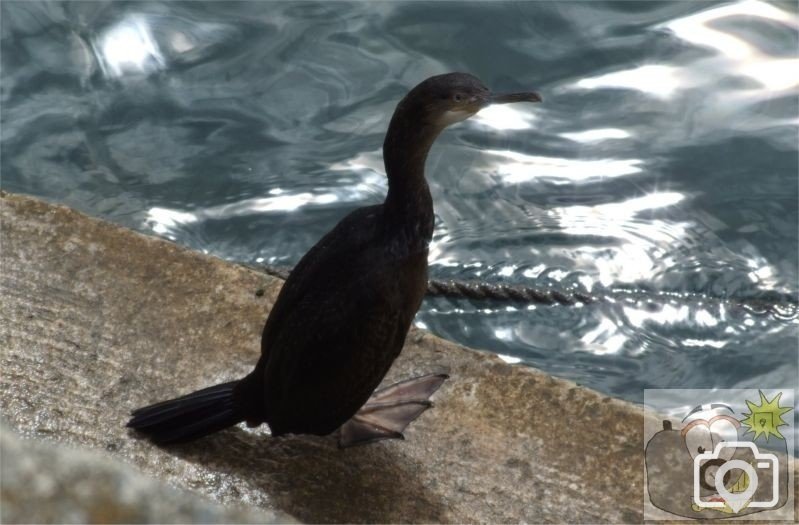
[465,90,541,115]
[489,91,543,105]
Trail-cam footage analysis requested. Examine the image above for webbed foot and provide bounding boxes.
[338,373,448,448]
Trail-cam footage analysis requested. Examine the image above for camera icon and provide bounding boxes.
[693,441,779,513]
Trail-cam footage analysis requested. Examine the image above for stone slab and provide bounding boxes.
[2,191,763,523]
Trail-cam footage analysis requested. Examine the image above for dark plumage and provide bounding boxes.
[127,73,541,447]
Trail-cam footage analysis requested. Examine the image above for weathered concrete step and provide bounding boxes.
[0,421,294,523]
[2,191,648,523]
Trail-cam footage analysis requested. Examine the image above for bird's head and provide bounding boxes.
[397,72,542,129]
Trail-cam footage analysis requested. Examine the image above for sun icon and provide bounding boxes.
[740,390,792,442]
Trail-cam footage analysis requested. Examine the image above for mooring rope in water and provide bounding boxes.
[425,279,594,305]
[249,263,798,319]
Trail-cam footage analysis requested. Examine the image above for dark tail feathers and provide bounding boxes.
[127,381,244,444]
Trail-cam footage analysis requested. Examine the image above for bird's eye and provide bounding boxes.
[454,94,463,102]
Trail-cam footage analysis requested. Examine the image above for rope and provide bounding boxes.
[426,279,595,305]
[248,263,798,319]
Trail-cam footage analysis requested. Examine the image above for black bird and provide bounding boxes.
[127,73,541,447]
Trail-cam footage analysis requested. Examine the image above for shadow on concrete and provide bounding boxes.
[163,426,448,523]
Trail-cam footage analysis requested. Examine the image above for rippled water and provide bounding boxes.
[2,1,797,402]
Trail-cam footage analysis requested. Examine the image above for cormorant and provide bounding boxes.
[127,72,541,447]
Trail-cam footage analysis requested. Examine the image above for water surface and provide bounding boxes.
[2,0,797,402]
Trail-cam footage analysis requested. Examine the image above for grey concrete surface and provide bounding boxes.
[0,190,743,523]
[0,421,294,523]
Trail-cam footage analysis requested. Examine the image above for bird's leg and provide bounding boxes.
[338,373,448,448]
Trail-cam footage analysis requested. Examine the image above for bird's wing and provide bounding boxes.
[262,255,410,433]
[259,204,382,357]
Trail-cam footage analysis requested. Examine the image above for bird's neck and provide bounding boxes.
[381,110,441,237]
